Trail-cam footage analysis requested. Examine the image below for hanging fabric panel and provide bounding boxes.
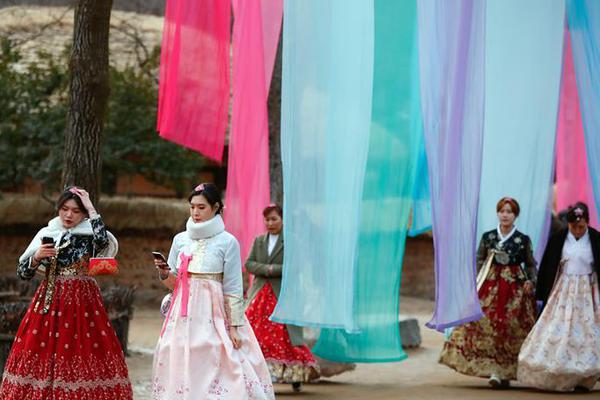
[313,0,420,362]
[417,0,486,331]
[408,34,431,238]
[556,28,599,228]
[477,0,565,260]
[567,0,600,224]
[408,136,432,237]
[225,0,283,262]
[271,0,374,330]
[157,0,231,161]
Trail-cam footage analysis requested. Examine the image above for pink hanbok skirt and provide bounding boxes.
[152,278,274,400]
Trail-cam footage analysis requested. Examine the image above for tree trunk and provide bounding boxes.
[267,32,283,205]
[62,0,113,204]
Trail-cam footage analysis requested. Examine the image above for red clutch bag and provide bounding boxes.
[88,257,118,276]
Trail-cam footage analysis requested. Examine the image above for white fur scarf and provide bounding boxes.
[186,214,225,240]
[19,216,118,263]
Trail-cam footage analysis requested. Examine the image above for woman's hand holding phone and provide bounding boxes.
[152,252,169,270]
[152,252,171,280]
[33,238,57,265]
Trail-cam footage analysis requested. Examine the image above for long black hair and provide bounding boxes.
[188,183,223,214]
[566,202,590,224]
[56,186,89,217]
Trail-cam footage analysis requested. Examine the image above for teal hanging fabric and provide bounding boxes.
[408,134,432,237]
[313,0,421,362]
[271,0,374,330]
[477,0,565,259]
[409,41,431,238]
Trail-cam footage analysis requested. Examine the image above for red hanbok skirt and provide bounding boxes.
[0,276,132,400]
[246,283,319,383]
[439,264,537,380]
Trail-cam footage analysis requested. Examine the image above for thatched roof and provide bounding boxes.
[0,193,189,235]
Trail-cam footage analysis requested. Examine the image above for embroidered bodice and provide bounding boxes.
[476,228,537,283]
[167,215,242,297]
[17,217,109,280]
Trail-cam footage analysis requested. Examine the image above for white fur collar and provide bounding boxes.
[186,215,225,240]
[19,216,118,263]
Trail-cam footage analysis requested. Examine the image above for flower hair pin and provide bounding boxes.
[574,207,584,217]
[194,184,205,192]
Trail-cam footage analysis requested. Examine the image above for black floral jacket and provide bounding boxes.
[476,229,537,284]
[17,217,109,280]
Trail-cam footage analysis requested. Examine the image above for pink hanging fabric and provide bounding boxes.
[225,0,283,261]
[157,0,231,162]
[556,29,599,227]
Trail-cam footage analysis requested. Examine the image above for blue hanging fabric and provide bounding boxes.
[312,0,421,362]
[567,0,600,223]
[418,0,487,330]
[477,0,565,260]
[271,0,374,331]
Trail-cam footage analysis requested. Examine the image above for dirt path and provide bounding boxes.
[127,297,598,399]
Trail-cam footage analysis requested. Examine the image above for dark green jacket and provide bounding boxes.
[245,233,303,346]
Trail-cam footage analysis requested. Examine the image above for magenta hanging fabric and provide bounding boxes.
[556,29,599,228]
[157,0,231,162]
[417,0,486,330]
[225,0,283,261]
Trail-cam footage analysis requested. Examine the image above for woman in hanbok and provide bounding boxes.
[439,197,537,388]
[152,183,274,400]
[245,204,320,392]
[518,202,600,392]
[0,187,132,400]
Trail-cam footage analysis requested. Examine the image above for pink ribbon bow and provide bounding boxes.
[159,252,192,337]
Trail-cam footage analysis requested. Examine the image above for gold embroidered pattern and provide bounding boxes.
[35,252,91,314]
[188,272,223,282]
[266,359,320,383]
[224,294,245,327]
[188,239,208,271]
[2,371,130,391]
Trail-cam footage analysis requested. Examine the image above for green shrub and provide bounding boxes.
[0,37,206,196]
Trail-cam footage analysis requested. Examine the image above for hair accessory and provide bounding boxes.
[268,203,277,207]
[194,184,205,192]
[574,208,584,217]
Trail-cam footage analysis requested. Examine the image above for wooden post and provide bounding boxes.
[267,32,283,205]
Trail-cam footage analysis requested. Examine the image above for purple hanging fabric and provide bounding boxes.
[417,0,486,330]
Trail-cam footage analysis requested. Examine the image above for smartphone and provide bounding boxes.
[152,251,167,262]
[41,236,55,245]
